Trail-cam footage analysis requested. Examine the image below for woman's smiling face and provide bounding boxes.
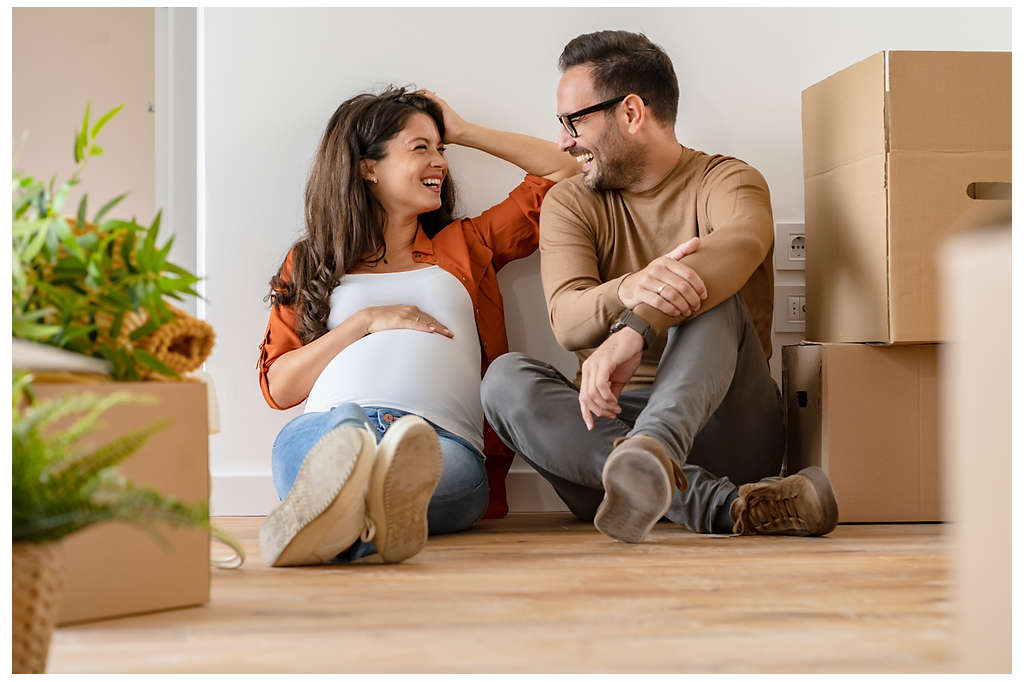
[365,112,448,220]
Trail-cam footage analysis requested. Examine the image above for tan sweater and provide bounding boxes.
[539,145,774,389]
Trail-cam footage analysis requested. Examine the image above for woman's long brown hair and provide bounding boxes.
[266,87,457,344]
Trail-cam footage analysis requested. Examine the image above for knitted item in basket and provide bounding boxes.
[12,542,64,674]
[119,303,216,379]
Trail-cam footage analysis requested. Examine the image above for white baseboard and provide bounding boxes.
[211,469,568,517]
[210,473,280,516]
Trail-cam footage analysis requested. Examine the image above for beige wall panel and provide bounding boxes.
[13,8,155,224]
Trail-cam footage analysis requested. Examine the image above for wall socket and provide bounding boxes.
[774,221,806,271]
[774,285,806,333]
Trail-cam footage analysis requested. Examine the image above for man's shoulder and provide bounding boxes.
[546,173,592,206]
[696,150,766,182]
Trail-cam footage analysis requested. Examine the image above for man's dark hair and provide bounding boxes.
[559,30,679,126]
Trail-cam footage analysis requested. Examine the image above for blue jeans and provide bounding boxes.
[271,402,489,562]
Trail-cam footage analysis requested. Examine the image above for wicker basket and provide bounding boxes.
[12,542,64,674]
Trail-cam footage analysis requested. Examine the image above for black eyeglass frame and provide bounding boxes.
[556,95,649,137]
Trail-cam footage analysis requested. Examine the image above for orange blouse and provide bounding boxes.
[257,174,556,518]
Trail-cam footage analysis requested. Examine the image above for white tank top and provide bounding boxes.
[303,266,484,452]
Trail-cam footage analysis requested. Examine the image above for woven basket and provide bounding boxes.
[12,542,64,674]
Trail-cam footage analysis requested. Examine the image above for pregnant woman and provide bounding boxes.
[257,88,576,566]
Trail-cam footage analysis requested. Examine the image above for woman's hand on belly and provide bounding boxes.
[364,305,454,339]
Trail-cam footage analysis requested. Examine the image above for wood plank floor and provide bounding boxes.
[48,515,953,673]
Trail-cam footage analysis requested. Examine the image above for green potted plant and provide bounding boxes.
[12,372,217,673]
[13,101,204,379]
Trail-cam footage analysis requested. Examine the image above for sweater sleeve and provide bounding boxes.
[633,159,774,334]
[539,181,629,351]
[257,250,305,410]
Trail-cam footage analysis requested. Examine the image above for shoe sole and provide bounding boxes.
[366,416,443,563]
[594,448,673,543]
[796,465,839,536]
[259,426,376,567]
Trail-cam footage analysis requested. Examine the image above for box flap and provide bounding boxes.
[802,52,886,178]
[888,51,1011,152]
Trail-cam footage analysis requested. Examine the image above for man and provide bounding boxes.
[481,30,838,542]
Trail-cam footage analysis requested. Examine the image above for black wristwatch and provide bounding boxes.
[610,309,655,350]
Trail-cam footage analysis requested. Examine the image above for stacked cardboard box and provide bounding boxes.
[785,51,1010,522]
[32,381,211,624]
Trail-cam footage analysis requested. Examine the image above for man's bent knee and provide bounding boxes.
[481,351,532,413]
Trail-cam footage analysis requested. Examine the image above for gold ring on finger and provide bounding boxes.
[657,284,666,295]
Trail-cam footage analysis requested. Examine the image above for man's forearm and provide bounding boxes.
[632,231,767,333]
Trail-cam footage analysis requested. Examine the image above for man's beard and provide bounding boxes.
[583,124,645,192]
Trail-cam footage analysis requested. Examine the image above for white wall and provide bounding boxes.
[198,7,1010,514]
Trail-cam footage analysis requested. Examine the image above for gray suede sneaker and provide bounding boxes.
[730,466,839,536]
[594,434,688,543]
[260,425,377,567]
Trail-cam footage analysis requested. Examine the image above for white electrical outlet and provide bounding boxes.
[774,285,806,333]
[774,222,806,271]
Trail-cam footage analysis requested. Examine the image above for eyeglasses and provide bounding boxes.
[556,95,648,138]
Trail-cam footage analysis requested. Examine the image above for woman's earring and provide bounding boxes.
[369,177,378,184]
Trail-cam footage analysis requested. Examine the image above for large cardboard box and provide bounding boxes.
[32,381,210,624]
[782,342,941,523]
[801,50,1010,344]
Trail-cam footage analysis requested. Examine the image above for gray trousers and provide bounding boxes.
[481,294,785,534]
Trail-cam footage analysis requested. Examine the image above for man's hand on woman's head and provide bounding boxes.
[416,90,468,145]
[360,305,454,338]
[617,237,707,318]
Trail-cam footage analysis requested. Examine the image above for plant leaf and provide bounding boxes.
[76,194,88,229]
[93,192,128,224]
[132,349,178,378]
[90,104,122,139]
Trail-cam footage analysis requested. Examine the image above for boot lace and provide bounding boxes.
[732,490,801,535]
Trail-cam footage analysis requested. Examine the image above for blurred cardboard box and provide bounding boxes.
[32,381,210,625]
[938,204,1010,672]
[802,50,1010,344]
[782,342,941,523]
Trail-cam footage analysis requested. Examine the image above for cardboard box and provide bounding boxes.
[801,50,1010,344]
[938,208,1010,672]
[32,381,210,624]
[782,342,941,523]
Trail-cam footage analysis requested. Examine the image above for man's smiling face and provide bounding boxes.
[556,66,644,192]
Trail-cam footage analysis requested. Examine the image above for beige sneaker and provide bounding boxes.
[363,415,443,563]
[260,425,377,567]
[594,434,688,543]
[730,466,839,536]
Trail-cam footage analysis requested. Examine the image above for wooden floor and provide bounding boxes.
[48,515,953,673]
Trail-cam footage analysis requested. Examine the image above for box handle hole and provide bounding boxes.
[966,182,1011,200]
[796,390,808,408]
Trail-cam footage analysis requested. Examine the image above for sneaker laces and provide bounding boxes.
[360,516,376,543]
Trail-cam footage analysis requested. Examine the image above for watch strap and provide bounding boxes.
[611,309,655,350]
